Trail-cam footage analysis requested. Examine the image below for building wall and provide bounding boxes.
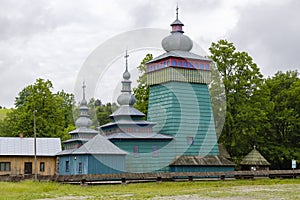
[148,82,220,156]
[0,156,57,176]
[58,154,126,175]
[112,140,173,173]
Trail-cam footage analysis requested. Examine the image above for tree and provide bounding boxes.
[96,102,118,125]
[0,79,75,140]
[262,70,300,169]
[133,53,153,115]
[209,40,267,162]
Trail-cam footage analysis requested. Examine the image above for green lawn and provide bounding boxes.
[0,108,10,120]
[0,179,299,199]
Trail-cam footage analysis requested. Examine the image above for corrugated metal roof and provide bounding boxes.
[106,132,173,140]
[147,50,211,64]
[169,155,235,166]
[0,137,61,156]
[73,134,128,155]
[240,148,270,166]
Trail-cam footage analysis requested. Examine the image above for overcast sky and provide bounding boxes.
[0,0,299,108]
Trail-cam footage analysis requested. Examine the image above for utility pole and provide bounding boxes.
[33,109,37,181]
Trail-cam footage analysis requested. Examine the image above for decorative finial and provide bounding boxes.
[124,49,129,72]
[123,50,131,80]
[253,145,256,149]
[82,81,86,100]
[176,3,179,20]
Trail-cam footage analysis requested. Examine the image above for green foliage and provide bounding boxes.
[95,101,118,125]
[0,79,75,140]
[210,40,300,169]
[133,53,153,115]
[262,70,300,169]
[209,40,265,162]
[0,108,11,120]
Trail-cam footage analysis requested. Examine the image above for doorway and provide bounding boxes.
[24,162,32,174]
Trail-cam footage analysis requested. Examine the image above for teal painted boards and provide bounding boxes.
[148,82,219,156]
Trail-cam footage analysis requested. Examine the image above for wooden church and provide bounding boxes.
[57,7,235,174]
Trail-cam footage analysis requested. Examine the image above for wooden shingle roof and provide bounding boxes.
[240,148,270,166]
[169,155,235,166]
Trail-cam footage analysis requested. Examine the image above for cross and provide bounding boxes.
[82,81,86,100]
[176,3,179,19]
[124,50,129,72]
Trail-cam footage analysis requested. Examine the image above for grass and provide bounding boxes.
[0,108,11,120]
[0,178,300,199]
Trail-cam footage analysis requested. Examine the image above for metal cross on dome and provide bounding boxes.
[124,50,129,72]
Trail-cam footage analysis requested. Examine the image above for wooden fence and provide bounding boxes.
[1,169,300,184]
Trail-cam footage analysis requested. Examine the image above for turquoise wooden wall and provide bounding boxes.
[58,154,126,175]
[148,82,220,157]
[108,82,223,173]
[111,140,172,173]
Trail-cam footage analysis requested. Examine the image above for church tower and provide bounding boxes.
[147,7,220,159]
[60,82,98,151]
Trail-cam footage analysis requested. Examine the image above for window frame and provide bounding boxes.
[0,162,10,171]
[40,162,45,172]
[65,161,69,172]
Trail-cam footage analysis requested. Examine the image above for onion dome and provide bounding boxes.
[162,6,193,52]
[117,51,137,106]
[75,82,93,128]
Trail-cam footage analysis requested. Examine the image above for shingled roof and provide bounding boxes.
[240,147,270,166]
[169,155,235,166]
[73,134,128,155]
[218,144,231,160]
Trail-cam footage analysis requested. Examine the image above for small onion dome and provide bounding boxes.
[80,98,87,106]
[162,7,193,52]
[162,32,193,52]
[117,93,136,106]
[75,116,92,127]
[123,70,130,80]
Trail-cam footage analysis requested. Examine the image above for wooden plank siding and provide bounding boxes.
[148,82,220,156]
[0,156,57,176]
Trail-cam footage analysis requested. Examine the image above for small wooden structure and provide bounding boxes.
[0,137,61,176]
[240,146,270,171]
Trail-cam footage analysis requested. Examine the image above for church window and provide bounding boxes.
[178,61,182,66]
[187,137,194,145]
[200,64,204,69]
[172,60,177,66]
[78,162,82,173]
[65,161,69,172]
[184,61,188,67]
[133,146,139,157]
[152,146,158,157]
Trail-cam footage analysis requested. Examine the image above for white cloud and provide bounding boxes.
[0,0,298,107]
